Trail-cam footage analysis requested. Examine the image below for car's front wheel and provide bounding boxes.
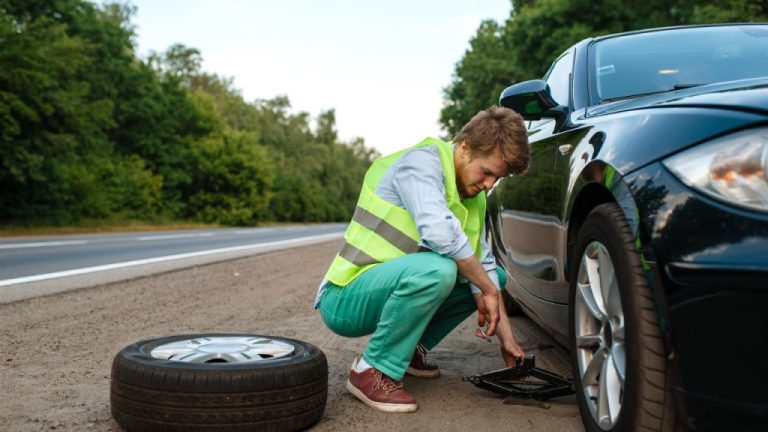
[569,203,676,432]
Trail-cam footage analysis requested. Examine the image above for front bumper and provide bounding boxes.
[627,163,768,431]
[669,288,768,431]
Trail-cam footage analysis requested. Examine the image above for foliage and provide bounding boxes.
[0,2,114,223]
[441,0,768,135]
[0,0,377,226]
[187,129,276,225]
[440,20,521,136]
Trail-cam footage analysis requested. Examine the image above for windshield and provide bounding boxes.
[591,25,768,103]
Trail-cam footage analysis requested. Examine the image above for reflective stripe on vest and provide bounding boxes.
[338,206,426,266]
[325,138,485,286]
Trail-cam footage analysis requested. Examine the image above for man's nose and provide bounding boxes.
[483,177,496,190]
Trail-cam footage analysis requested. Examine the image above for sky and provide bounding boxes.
[126,0,511,155]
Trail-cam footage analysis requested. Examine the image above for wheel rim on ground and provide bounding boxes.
[150,336,296,364]
[574,241,626,430]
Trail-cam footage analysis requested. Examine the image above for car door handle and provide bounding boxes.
[558,144,573,155]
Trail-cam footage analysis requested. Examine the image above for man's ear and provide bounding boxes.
[459,141,471,159]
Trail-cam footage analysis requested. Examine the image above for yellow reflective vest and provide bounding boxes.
[324,138,486,286]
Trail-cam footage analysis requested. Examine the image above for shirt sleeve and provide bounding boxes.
[390,149,475,260]
[468,234,501,295]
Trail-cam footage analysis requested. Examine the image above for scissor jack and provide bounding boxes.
[463,355,575,402]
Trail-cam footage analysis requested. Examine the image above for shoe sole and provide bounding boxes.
[345,380,418,413]
[405,366,440,378]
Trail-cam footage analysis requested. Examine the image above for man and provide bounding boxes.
[314,106,530,412]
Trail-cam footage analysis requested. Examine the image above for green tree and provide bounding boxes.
[440,0,768,134]
[690,0,768,22]
[187,130,275,225]
[315,109,338,145]
[149,44,377,224]
[264,104,376,222]
[0,0,208,224]
[0,1,378,227]
[0,5,115,223]
[441,20,521,137]
[102,155,164,217]
[149,43,203,83]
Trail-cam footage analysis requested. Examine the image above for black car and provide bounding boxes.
[489,24,768,432]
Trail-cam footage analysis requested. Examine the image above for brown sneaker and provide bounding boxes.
[406,344,440,378]
[346,357,418,413]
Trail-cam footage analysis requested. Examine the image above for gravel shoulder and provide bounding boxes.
[0,240,582,431]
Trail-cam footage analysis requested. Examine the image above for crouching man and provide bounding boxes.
[314,106,530,412]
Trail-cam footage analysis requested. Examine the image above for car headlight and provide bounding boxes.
[663,128,768,212]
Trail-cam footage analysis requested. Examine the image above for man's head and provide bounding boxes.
[453,106,530,199]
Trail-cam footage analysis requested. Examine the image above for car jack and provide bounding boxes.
[463,355,575,404]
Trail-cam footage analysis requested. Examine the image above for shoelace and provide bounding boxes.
[414,344,434,367]
[371,370,403,395]
[416,344,428,359]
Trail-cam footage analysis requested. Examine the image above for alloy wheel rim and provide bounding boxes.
[150,336,295,364]
[574,241,626,429]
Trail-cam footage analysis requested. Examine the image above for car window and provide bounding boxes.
[526,50,573,135]
[544,50,573,106]
[592,25,768,102]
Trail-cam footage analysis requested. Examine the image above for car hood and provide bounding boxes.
[588,77,768,117]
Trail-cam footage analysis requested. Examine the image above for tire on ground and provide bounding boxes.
[569,203,676,432]
[110,333,327,432]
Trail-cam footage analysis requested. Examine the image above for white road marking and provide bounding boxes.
[0,240,89,250]
[136,233,214,241]
[0,232,342,286]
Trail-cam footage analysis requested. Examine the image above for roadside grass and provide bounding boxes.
[0,218,220,237]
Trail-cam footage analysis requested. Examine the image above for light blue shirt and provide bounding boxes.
[314,144,499,308]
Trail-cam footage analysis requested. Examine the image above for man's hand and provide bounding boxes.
[474,292,500,337]
[497,295,525,367]
[501,339,525,368]
[456,255,501,337]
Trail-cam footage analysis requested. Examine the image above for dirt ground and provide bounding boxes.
[0,240,583,431]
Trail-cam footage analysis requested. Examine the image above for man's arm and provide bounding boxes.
[462,235,524,360]
[468,233,499,294]
[455,255,500,336]
[495,295,525,366]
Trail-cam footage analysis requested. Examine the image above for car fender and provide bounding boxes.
[565,160,670,338]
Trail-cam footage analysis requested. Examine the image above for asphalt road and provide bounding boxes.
[0,224,345,280]
[0,224,345,303]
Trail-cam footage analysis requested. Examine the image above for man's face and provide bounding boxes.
[454,141,509,199]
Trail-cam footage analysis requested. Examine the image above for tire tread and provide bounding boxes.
[571,203,677,432]
[110,334,327,432]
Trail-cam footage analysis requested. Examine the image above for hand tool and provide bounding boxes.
[462,355,574,402]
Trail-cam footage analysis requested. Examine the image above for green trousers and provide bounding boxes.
[318,252,505,381]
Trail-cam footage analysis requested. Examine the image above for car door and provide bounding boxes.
[494,49,576,304]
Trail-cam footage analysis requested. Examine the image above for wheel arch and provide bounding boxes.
[566,161,670,338]
[566,182,613,278]
[565,161,646,279]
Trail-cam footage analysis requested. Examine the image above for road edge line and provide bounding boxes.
[0,233,342,303]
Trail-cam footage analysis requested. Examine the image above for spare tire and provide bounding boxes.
[110,333,327,432]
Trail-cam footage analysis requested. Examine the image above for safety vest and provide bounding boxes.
[324,138,486,286]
